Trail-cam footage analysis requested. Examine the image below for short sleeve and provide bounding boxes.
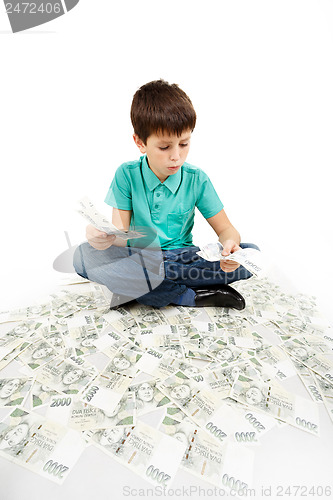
[104,164,133,210]
[195,171,224,218]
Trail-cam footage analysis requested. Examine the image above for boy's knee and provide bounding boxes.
[73,244,87,278]
[240,242,260,251]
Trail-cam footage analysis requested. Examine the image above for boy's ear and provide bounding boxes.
[133,134,146,154]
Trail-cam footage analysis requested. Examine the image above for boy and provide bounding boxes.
[73,79,259,309]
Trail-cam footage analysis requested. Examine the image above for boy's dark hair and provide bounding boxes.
[131,79,196,144]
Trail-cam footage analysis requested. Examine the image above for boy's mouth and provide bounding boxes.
[167,166,180,171]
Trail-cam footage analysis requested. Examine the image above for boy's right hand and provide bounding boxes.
[86,224,116,250]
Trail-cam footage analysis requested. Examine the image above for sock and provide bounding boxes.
[172,288,196,306]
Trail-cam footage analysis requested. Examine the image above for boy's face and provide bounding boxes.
[133,130,191,182]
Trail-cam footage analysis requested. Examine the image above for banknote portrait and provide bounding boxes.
[199,336,216,348]
[0,378,31,407]
[0,322,35,347]
[43,332,65,348]
[37,358,95,395]
[169,382,192,405]
[210,345,241,364]
[163,345,183,359]
[94,426,129,454]
[129,380,169,415]
[178,363,201,379]
[0,420,31,456]
[241,385,267,408]
[106,348,142,376]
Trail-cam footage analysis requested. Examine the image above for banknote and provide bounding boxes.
[66,323,101,357]
[93,328,136,357]
[250,293,278,321]
[206,356,278,385]
[182,426,255,492]
[157,371,224,428]
[50,295,80,320]
[0,376,33,407]
[288,356,324,404]
[291,334,333,356]
[65,311,104,331]
[62,285,109,311]
[140,323,202,343]
[129,379,171,416]
[181,335,222,361]
[159,410,197,441]
[273,312,309,336]
[254,344,296,380]
[129,304,169,330]
[31,381,62,409]
[221,248,266,279]
[206,339,245,365]
[46,392,136,431]
[196,242,224,261]
[207,400,277,446]
[230,375,320,436]
[0,340,33,372]
[138,329,182,349]
[313,373,333,423]
[197,243,265,278]
[39,325,67,351]
[280,337,333,386]
[80,368,132,414]
[227,328,269,352]
[0,407,86,484]
[87,420,186,489]
[17,337,58,371]
[160,305,202,325]
[204,309,251,333]
[190,321,217,335]
[0,320,43,361]
[36,355,99,395]
[192,365,234,398]
[77,196,144,239]
[103,346,143,377]
[136,347,204,381]
[0,301,51,324]
[103,307,140,338]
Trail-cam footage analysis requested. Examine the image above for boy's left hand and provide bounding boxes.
[220,239,241,272]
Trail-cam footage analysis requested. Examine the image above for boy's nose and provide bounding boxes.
[170,148,181,161]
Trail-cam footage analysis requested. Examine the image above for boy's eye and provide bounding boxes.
[159,143,188,150]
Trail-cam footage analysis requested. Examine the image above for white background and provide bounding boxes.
[1,0,333,319]
[1,1,333,498]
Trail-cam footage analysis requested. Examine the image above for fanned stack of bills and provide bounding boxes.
[197,243,266,278]
[0,274,332,492]
[77,197,145,240]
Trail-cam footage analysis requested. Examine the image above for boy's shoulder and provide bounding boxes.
[117,159,142,172]
[181,161,209,179]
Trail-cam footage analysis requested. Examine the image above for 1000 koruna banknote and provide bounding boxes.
[0,407,86,484]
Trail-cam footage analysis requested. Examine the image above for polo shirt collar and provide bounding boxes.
[141,155,181,194]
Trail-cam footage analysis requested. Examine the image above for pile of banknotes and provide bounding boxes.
[0,274,332,492]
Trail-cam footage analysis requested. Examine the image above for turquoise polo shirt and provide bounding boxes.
[104,155,224,249]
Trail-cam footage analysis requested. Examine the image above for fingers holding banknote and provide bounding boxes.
[220,240,241,272]
[86,224,116,250]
